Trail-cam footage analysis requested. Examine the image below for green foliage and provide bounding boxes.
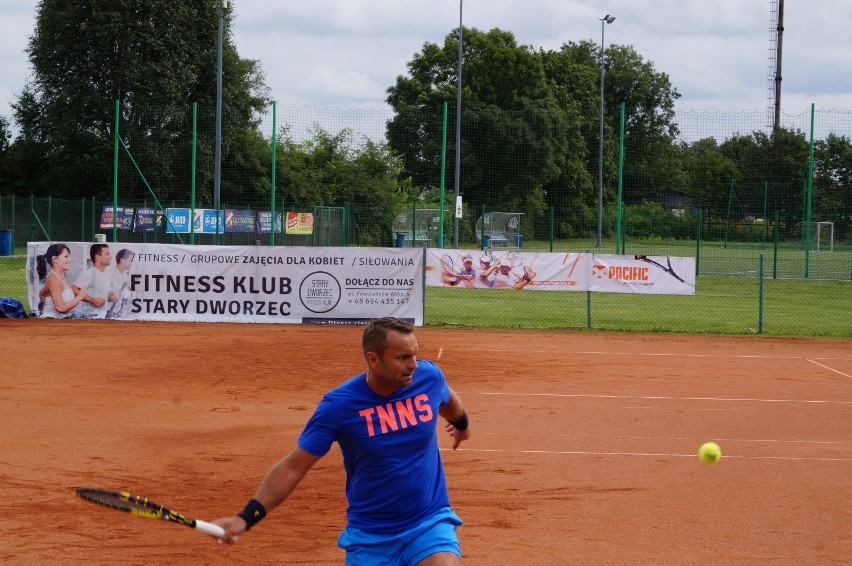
[623,201,693,240]
[275,127,409,246]
[13,0,269,201]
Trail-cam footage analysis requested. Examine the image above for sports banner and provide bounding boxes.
[286,212,314,235]
[27,243,424,324]
[99,205,135,231]
[590,254,696,295]
[426,250,694,295]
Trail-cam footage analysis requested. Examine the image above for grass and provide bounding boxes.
[425,276,851,337]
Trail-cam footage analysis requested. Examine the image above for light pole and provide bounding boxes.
[597,14,615,249]
[214,0,227,241]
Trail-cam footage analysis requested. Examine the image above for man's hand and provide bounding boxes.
[445,422,471,450]
[210,516,248,545]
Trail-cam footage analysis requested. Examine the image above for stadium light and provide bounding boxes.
[597,14,615,249]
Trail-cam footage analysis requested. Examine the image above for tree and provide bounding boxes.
[386,27,573,230]
[813,134,852,239]
[13,0,269,202]
[273,127,410,246]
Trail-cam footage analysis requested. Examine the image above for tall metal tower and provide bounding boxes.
[767,0,785,130]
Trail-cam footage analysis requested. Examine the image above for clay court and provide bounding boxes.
[2,320,850,565]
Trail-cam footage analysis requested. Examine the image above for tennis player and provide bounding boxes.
[213,317,471,565]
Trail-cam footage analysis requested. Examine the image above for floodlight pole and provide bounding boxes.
[214,0,226,241]
[597,14,615,249]
[453,0,463,249]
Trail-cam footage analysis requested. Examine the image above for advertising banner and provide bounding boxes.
[426,249,694,295]
[286,212,314,235]
[256,211,283,234]
[99,205,135,231]
[224,209,256,233]
[133,207,159,233]
[164,208,191,233]
[194,209,225,234]
[27,242,424,324]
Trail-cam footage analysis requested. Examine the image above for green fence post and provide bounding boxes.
[615,102,625,254]
[80,198,85,242]
[804,103,815,278]
[772,209,779,279]
[758,254,764,334]
[549,205,554,252]
[480,204,486,250]
[190,102,197,246]
[695,207,701,276]
[113,99,119,244]
[724,178,733,249]
[586,250,592,329]
[439,101,448,249]
[761,180,768,248]
[270,100,277,247]
[91,197,96,241]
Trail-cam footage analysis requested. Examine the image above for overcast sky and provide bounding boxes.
[1,0,850,130]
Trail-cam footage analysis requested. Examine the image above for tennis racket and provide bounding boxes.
[440,254,456,273]
[506,251,523,268]
[634,255,685,283]
[76,487,226,537]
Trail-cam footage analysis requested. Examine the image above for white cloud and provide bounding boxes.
[0,0,850,129]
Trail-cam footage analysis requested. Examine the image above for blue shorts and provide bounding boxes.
[337,507,462,566]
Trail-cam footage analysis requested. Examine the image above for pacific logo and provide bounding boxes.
[593,264,649,280]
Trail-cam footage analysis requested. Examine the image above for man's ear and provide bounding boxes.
[365,351,380,367]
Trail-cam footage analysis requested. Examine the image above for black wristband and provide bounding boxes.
[449,411,469,431]
[237,499,267,530]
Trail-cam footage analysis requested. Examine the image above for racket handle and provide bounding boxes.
[195,519,226,537]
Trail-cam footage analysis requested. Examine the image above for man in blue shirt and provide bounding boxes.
[213,317,471,565]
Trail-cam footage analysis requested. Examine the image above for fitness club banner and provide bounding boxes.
[426,250,695,295]
[26,243,424,324]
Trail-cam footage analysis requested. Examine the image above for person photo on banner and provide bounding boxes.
[457,254,477,288]
[106,248,135,318]
[476,254,496,288]
[36,243,89,318]
[73,244,120,319]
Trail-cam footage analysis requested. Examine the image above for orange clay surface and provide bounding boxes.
[2,319,851,565]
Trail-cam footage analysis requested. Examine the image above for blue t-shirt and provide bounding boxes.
[297,359,452,534]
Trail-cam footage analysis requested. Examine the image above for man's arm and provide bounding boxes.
[439,386,471,450]
[212,446,321,541]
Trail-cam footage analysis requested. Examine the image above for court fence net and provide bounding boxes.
[0,104,849,335]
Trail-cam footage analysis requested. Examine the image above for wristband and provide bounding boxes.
[237,499,267,530]
[449,411,469,431]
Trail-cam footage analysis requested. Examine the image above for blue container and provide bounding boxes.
[515,234,524,248]
[0,230,12,256]
[395,232,406,248]
[482,235,491,248]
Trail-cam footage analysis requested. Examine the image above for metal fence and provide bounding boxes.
[1,104,849,335]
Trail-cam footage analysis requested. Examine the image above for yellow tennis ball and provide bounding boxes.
[699,442,722,464]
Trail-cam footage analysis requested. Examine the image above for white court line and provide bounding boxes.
[807,358,852,378]
[480,432,848,445]
[475,392,852,405]
[470,349,807,359]
[444,447,852,462]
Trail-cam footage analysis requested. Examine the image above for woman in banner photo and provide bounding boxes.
[36,243,88,318]
[212,317,471,565]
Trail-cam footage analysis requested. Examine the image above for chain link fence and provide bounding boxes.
[1,105,849,335]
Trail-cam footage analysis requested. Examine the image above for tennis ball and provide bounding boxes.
[699,442,722,464]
